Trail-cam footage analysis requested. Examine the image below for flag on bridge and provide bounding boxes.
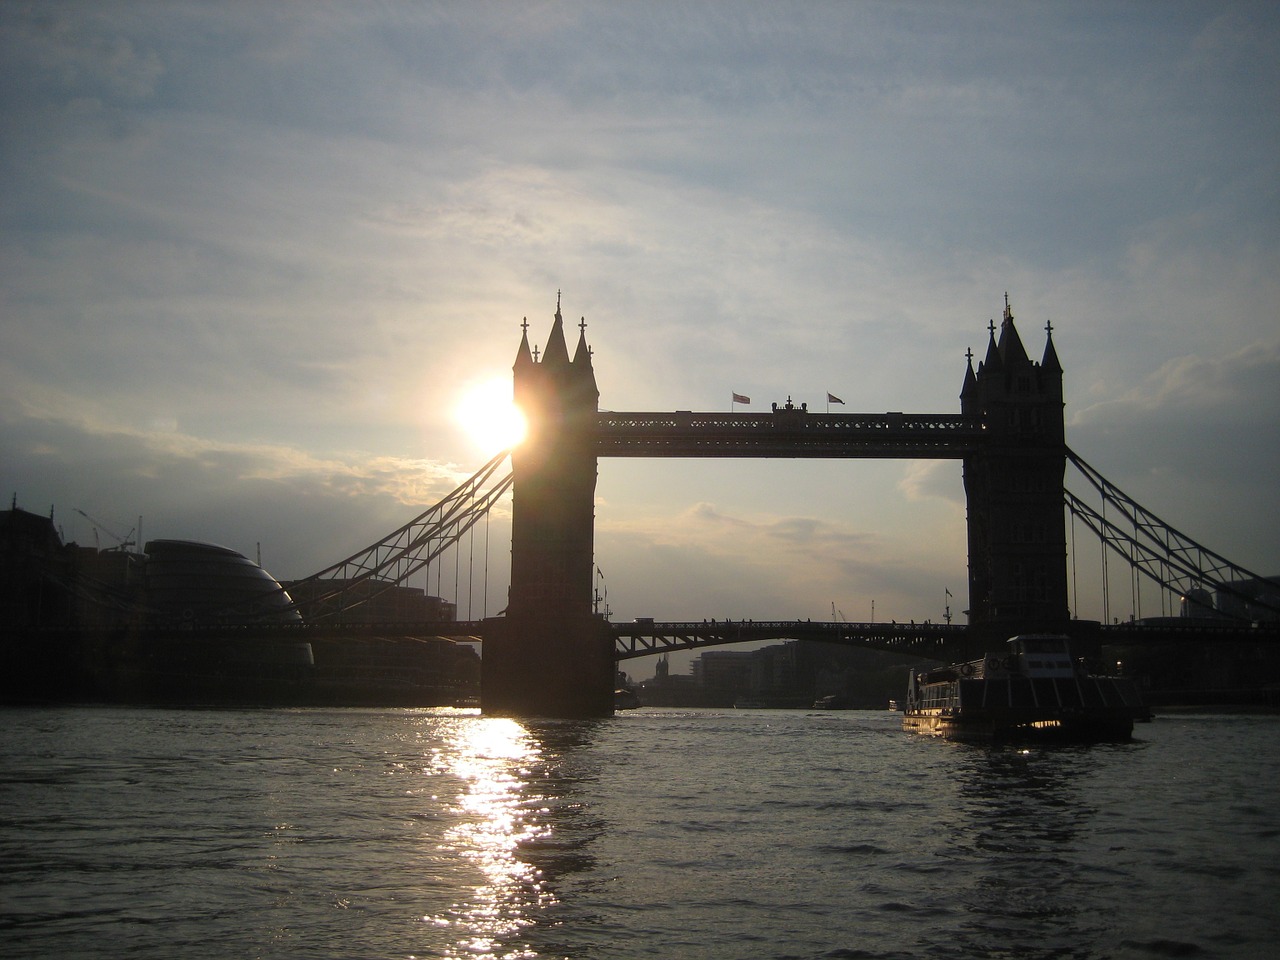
[827,392,845,404]
[732,392,750,405]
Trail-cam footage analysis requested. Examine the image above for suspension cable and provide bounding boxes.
[1067,448,1280,620]
[1069,508,1079,619]
[220,450,513,622]
[467,517,475,620]
[1100,489,1110,623]
[482,505,491,619]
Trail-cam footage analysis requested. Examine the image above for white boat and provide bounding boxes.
[902,634,1152,742]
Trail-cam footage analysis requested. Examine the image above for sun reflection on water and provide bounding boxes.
[431,717,555,960]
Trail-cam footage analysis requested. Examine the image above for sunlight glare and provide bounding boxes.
[454,377,527,455]
[429,717,554,960]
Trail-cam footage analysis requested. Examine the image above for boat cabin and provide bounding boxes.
[1004,634,1077,678]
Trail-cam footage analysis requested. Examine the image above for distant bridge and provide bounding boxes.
[611,619,967,661]
[610,617,1280,661]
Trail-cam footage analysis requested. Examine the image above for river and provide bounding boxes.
[2,706,1277,959]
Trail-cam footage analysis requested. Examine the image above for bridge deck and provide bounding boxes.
[594,411,984,458]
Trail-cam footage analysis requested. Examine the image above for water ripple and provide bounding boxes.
[1,708,1277,959]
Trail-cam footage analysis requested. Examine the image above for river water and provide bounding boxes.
[2,706,1277,960]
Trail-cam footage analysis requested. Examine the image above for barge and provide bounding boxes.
[903,634,1152,742]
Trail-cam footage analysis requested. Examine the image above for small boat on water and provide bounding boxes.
[614,687,640,710]
[902,634,1152,742]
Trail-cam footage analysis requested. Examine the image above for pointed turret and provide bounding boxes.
[981,319,1002,379]
[572,319,591,366]
[996,294,1030,367]
[514,318,534,370]
[960,347,979,415]
[1038,318,1065,444]
[1041,320,1063,375]
[571,316,599,397]
[540,301,571,369]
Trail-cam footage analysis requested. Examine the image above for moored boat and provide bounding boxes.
[902,634,1152,742]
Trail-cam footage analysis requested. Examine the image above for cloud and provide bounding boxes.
[898,460,966,508]
[1068,338,1280,572]
[1,400,483,575]
[595,491,958,623]
[3,6,165,104]
[1073,338,1280,433]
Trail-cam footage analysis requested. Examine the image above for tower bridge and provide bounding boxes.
[483,295,1070,716]
[17,296,1277,712]
[214,294,1276,717]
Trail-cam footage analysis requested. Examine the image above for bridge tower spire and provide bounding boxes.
[961,296,1070,647]
[482,299,614,716]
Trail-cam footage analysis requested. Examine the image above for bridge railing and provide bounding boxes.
[1100,620,1280,643]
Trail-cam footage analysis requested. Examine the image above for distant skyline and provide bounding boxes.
[3,3,1278,659]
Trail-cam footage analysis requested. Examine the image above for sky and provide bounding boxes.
[3,2,1278,671]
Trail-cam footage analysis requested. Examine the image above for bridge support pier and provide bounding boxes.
[481,614,615,717]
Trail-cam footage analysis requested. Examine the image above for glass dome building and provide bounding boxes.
[143,539,302,625]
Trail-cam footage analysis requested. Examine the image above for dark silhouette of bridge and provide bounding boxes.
[233,296,1277,717]
[607,615,1276,663]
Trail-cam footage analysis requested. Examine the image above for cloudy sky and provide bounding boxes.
[3,2,1278,664]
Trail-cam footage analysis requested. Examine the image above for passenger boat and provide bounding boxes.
[902,634,1152,742]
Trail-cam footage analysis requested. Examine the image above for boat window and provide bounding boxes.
[1020,637,1069,654]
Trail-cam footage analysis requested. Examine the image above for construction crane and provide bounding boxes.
[73,509,137,552]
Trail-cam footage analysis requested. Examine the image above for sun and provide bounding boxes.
[454,376,527,454]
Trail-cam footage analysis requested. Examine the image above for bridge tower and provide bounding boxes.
[481,300,615,716]
[961,297,1070,647]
